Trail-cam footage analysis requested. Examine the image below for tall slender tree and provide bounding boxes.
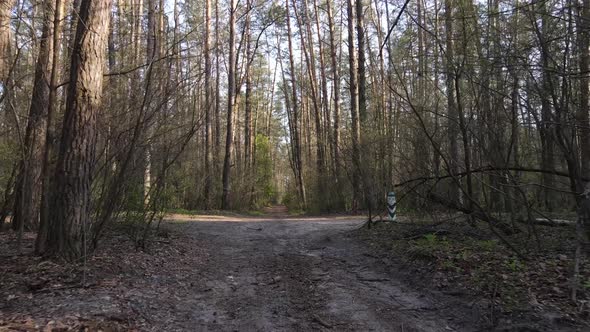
[286,0,307,208]
[578,0,590,180]
[326,0,341,189]
[222,0,236,209]
[13,0,60,232]
[347,0,361,209]
[444,0,461,202]
[204,0,213,208]
[36,0,66,254]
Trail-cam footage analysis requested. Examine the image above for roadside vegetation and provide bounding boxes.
[358,215,590,328]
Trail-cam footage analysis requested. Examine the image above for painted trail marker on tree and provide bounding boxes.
[387,192,397,221]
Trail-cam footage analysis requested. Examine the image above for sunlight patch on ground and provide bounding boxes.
[165,213,367,223]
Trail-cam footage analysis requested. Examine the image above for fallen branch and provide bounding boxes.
[394,166,589,189]
[516,218,576,227]
[426,194,517,235]
[402,229,450,241]
[426,193,526,259]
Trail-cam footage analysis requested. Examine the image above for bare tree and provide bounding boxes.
[13,0,60,232]
[347,0,361,210]
[285,0,307,208]
[222,0,236,209]
[444,0,461,203]
[326,0,342,198]
[204,0,213,208]
[578,0,590,180]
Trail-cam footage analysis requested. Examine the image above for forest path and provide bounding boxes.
[161,211,479,331]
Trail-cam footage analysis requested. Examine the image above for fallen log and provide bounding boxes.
[516,218,576,227]
[426,193,519,235]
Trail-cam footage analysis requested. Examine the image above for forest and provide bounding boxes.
[1,0,590,329]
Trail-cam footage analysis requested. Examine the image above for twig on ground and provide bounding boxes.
[312,314,333,328]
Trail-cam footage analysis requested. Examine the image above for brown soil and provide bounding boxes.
[0,208,563,331]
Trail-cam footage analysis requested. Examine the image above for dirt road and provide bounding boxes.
[159,209,480,331]
[1,208,483,331]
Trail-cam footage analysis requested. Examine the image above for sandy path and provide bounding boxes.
[160,210,479,331]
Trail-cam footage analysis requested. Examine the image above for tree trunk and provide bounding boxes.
[0,0,15,135]
[444,0,461,203]
[433,0,441,178]
[413,0,431,188]
[356,0,367,123]
[326,0,341,190]
[204,0,213,208]
[355,0,374,212]
[0,0,14,83]
[13,0,57,232]
[214,0,221,179]
[347,0,362,210]
[286,0,307,208]
[313,0,331,209]
[244,0,253,184]
[578,0,590,181]
[313,0,330,169]
[36,0,66,254]
[293,0,324,209]
[46,0,112,260]
[221,0,236,209]
[144,0,160,207]
[539,0,556,211]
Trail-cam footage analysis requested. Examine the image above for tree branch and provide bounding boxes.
[395,166,589,189]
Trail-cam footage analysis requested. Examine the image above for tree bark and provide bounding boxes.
[347,0,362,210]
[214,0,221,177]
[204,0,213,208]
[0,0,14,83]
[46,0,112,260]
[313,0,330,169]
[244,0,253,180]
[293,0,324,209]
[539,0,556,211]
[326,0,341,187]
[144,0,160,206]
[578,0,590,180]
[36,0,66,254]
[444,0,461,203]
[356,0,367,123]
[13,0,58,232]
[355,0,374,212]
[413,0,431,188]
[286,0,307,208]
[221,0,236,209]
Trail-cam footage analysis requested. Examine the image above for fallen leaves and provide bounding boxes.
[0,226,208,331]
[356,217,590,328]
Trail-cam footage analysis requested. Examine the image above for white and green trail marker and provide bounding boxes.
[387,192,397,221]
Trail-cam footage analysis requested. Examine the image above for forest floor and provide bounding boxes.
[0,207,588,331]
